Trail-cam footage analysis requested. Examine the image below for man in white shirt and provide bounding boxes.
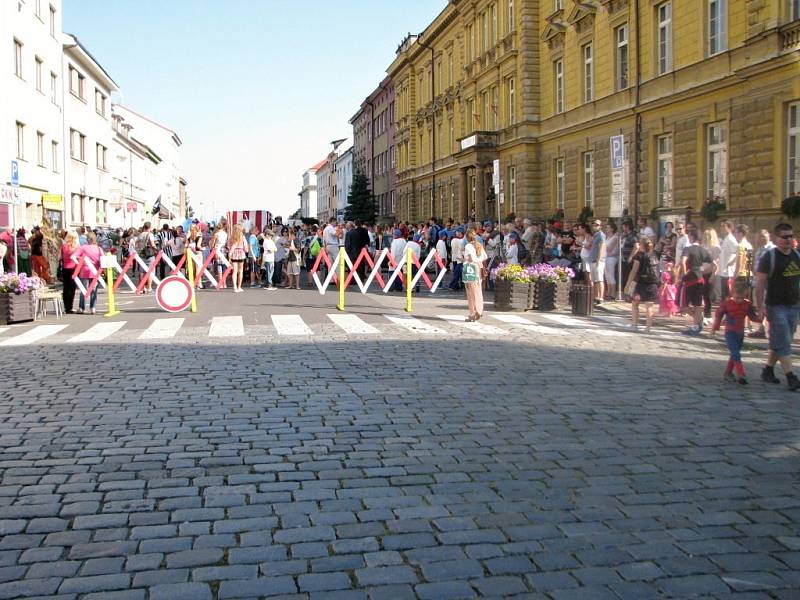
[674,223,689,267]
[435,231,448,276]
[448,228,465,291]
[389,229,407,292]
[638,218,656,244]
[719,220,739,302]
[261,231,278,290]
[322,217,339,258]
[406,235,423,293]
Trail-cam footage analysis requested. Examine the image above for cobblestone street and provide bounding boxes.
[1,303,799,599]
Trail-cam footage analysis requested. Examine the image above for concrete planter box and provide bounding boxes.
[0,291,35,325]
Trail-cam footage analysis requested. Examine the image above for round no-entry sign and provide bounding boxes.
[155,276,194,313]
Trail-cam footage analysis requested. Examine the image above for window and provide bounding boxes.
[35,57,43,92]
[555,158,565,209]
[449,117,454,154]
[16,122,25,159]
[657,134,673,207]
[51,141,59,173]
[583,152,595,207]
[507,0,515,32]
[466,24,474,62]
[787,102,800,196]
[793,0,800,20]
[37,132,45,167]
[50,72,57,104]
[35,0,42,18]
[69,66,85,100]
[708,0,727,56]
[555,0,563,10]
[467,98,475,131]
[492,86,498,129]
[707,122,728,200]
[49,5,56,37]
[70,129,85,161]
[95,90,107,116]
[96,144,107,171]
[583,42,593,103]
[554,59,564,114]
[491,3,498,45]
[482,11,489,52]
[14,39,23,78]
[657,2,673,75]
[507,166,517,213]
[447,52,453,88]
[507,77,516,125]
[616,25,629,90]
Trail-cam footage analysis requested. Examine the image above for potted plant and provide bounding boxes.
[700,195,726,222]
[0,273,41,325]
[781,195,800,219]
[528,263,576,311]
[491,263,532,311]
[578,205,594,224]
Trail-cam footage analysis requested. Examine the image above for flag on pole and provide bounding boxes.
[151,195,162,216]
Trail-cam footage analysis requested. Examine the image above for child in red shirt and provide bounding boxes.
[711,280,761,384]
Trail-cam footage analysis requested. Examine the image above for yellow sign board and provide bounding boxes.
[42,194,64,210]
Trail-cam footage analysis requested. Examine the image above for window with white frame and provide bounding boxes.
[50,72,57,103]
[69,66,85,100]
[507,77,516,125]
[482,90,490,128]
[555,158,565,209]
[492,86,498,129]
[508,166,517,213]
[507,0,515,32]
[482,11,489,52]
[466,24,474,62]
[788,102,800,196]
[51,141,58,173]
[657,2,673,75]
[554,59,564,114]
[14,39,23,78]
[37,132,45,167]
[491,3,498,45]
[447,52,453,88]
[49,5,56,37]
[583,42,593,103]
[583,152,595,207]
[35,0,42,19]
[657,134,673,207]
[616,25,629,90]
[35,56,43,92]
[555,0,563,10]
[70,129,85,161]
[16,122,24,159]
[708,0,727,56]
[449,117,454,154]
[96,144,107,171]
[707,122,727,200]
[95,89,106,117]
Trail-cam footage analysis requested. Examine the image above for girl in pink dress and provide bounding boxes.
[659,269,678,317]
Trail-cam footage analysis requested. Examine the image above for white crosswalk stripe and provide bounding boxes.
[272,314,313,336]
[209,315,244,337]
[0,328,8,336]
[327,314,379,334]
[0,325,69,346]
[490,314,560,334]
[385,315,445,334]
[437,314,505,335]
[544,314,598,328]
[68,321,126,343]
[139,318,184,340]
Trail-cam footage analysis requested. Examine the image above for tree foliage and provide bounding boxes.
[344,171,376,224]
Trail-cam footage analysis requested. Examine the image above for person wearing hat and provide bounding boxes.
[29,225,50,283]
[448,227,466,291]
[588,219,607,305]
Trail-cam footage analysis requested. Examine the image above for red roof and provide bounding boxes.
[309,158,327,171]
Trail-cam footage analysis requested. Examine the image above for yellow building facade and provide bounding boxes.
[390,0,800,228]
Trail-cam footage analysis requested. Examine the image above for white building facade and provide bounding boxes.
[1,0,66,230]
[63,34,117,228]
[334,146,353,221]
[299,160,323,220]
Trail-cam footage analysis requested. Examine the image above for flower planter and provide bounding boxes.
[493,279,531,311]
[555,280,571,309]
[532,280,555,311]
[0,291,35,325]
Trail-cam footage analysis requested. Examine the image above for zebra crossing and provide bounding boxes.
[0,311,679,347]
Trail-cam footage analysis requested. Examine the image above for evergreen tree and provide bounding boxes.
[344,171,376,224]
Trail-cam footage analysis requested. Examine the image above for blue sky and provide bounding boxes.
[64,0,445,220]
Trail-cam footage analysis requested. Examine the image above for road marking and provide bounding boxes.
[139,318,184,340]
[0,328,8,335]
[272,314,313,336]
[437,314,505,335]
[327,314,379,334]
[490,314,559,334]
[0,325,69,346]
[209,315,244,338]
[385,315,445,334]
[544,314,597,328]
[68,321,126,343]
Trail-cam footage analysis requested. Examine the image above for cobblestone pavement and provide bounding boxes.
[1,304,799,600]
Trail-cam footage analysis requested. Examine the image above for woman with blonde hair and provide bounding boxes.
[227,224,248,293]
[463,228,488,321]
[702,227,722,317]
[60,230,80,313]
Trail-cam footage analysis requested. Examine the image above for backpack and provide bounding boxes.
[310,238,321,258]
[638,252,659,284]
[138,233,156,259]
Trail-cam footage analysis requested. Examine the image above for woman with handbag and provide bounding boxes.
[227,224,248,293]
[285,230,301,290]
[60,231,80,313]
[463,228,488,322]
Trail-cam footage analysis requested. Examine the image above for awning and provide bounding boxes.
[159,206,175,220]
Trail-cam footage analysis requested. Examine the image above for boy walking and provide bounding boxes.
[711,280,758,385]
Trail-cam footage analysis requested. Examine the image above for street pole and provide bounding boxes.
[337,247,345,311]
[405,247,412,313]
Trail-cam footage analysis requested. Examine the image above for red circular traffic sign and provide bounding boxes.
[155,276,194,313]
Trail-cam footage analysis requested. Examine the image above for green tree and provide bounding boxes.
[344,171,376,224]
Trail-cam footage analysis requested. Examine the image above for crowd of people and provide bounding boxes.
[2,212,797,391]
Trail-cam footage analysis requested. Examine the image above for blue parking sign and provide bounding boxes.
[10,161,19,187]
[610,135,624,170]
